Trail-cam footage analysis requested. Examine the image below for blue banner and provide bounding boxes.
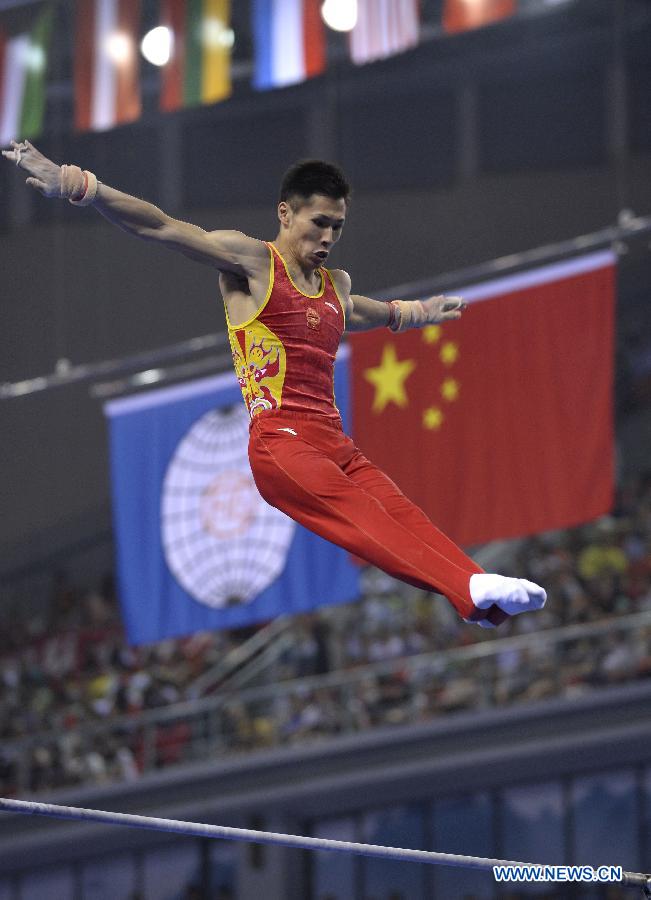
[105,349,359,644]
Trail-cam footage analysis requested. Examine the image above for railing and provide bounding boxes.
[3,608,651,795]
[187,614,291,698]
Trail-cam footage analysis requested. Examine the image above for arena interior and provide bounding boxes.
[1,0,651,897]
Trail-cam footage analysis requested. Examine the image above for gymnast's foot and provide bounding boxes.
[469,573,547,625]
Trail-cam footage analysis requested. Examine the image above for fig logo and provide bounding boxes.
[160,405,296,609]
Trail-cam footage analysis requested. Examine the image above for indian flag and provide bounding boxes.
[74,0,141,132]
[252,0,325,91]
[0,6,54,145]
[161,0,232,111]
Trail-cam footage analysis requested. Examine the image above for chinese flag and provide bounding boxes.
[350,253,615,547]
[443,0,516,34]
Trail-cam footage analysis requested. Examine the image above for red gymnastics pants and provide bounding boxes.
[249,409,504,625]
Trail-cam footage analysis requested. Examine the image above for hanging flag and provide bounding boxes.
[74,0,141,132]
[0,6,54,145]
[252,0,325,91]
[160,0,231,112]
[349,0,420,66]
[443,0,516,35]
[350,252,616,547]
[104,350,359,645]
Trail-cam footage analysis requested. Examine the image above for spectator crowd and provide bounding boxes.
[2,472,651,796]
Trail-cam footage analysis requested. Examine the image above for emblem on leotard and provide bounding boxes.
[160,405,296,608]
[229,322,286,418]
[306,307,320,329]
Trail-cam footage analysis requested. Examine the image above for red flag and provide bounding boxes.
[443,0,515,34]
[350,253,616,546]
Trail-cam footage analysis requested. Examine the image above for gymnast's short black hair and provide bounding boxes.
[279,159,351,209]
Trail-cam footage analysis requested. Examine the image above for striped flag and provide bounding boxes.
[443,0,516,34]
[349,0,419,66]
[0,6,54,145]
[161,0,231,111]
[74,0,141,132]
[252,0,325,91]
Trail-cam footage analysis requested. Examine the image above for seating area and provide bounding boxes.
[1,472,650,795]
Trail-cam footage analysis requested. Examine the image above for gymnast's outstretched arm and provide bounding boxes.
[1,139,268,277]
[328,270,467,333]
[346,293,467,332]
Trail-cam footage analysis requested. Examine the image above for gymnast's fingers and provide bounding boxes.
[26,177,47,193]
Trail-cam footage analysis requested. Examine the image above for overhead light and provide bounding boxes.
[203,18,234,49]
[140,26,173,67]
[321,0,358,32]
[106,31,133,66]
[22,43,46,73]
[134,369,164,385]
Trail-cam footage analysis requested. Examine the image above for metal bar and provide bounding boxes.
[0,798,580,871]
[0,334,228,400]
[0,798,648,892]
[373,216,651,301]
[88,352,235,400]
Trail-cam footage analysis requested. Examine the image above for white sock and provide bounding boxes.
[469,573,547,616]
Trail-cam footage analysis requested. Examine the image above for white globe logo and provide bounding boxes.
[161,406,296,609]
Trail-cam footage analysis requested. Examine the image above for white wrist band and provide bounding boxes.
[60,165,98,205]
[392,300,426,332]
[69,170,98,206]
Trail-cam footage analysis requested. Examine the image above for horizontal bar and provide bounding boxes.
[0,797,540,871]
[1,797,650,894]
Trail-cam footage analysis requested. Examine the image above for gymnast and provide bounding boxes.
[2,140,546,627]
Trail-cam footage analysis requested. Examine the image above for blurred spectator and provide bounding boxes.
[2,473,651,792]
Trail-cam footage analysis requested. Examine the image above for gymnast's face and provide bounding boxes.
[278,194,346,269]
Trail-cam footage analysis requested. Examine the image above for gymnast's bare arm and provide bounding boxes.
[1,140,268,279]
[92,186,268,277]
[330,269,467,332]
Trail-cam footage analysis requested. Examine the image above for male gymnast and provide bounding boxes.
[2,140,546,627]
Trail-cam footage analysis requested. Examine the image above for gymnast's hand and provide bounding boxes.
[390,295,467,331]
[420,294,466,323]
[1,139,61,197]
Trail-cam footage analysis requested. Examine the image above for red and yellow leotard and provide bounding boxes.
[231,242,495,625]
[226,242,346,422]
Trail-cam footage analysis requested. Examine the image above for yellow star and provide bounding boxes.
[441,377,460,402]
[423,406,444,430]
[364,344,416,414]
[422,325,441,344]
[440,341,459,365]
